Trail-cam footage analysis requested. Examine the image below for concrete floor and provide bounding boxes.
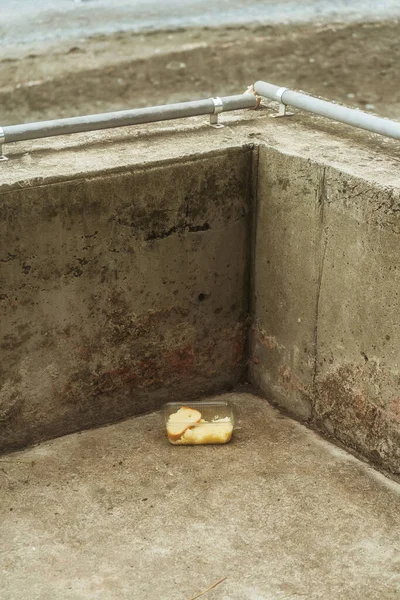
[1,392,399,600]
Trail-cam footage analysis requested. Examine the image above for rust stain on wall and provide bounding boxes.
[252,327,400,474]
[278,364,308,395]
[259,333,280,350]
[315,364,400,474]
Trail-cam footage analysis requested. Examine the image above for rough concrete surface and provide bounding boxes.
[1,106,400,472]
[313,167,400,472]
[0,148,252,451]
[0,392,399,600]
[250,143,400,475]
[250,148,321,421]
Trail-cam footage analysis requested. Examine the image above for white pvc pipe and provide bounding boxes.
[2,94,257,144]
[254,80,400,140]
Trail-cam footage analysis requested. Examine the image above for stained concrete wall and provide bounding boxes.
[250,144,400,475]
[1,110,400,475]
[0,148,252,451]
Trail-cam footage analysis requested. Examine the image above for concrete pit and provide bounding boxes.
[1,109,399,476]
[0,68,400,599]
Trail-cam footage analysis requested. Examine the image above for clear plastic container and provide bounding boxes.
[164,400,234,445]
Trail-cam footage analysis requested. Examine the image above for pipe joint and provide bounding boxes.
[0,127,8,161]
[254,80,400,139]
[275,87,289,104]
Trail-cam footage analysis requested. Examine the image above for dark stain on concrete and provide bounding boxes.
[0,149,251,452]
[253,324,400,474]
[146,221,210,241]
[315,364,400,475]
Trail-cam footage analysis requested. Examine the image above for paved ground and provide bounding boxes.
[2,0,400,47]
[1,391,399,599]
[3,20,400,126]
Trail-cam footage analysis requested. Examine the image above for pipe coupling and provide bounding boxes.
[275,87,289,104]
[0,127,5,145]
[211,97,224,114]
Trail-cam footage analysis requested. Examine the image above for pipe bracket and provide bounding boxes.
[0,127,8,162]
[208,97,224,128]
[271,87,294,118]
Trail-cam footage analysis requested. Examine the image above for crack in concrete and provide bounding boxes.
[247,143,260,372]
[312,166,328,389]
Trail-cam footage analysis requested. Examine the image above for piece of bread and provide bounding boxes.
[177,419,233,445]
[167,406,202,442]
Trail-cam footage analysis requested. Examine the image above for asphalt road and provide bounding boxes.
[1,0,400,47]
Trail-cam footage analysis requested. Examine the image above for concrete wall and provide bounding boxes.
[1,114,399,476]
[250,145,400,475]
[0,148,252,451]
